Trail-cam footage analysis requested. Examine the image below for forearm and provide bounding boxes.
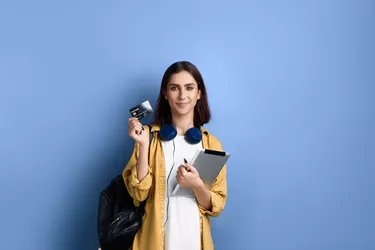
[193,182,212,210]
[136,144,149,181]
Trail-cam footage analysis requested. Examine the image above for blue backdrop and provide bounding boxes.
[0,0,374,249]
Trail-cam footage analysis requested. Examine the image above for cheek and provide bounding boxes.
[165,91,175,100]
[167,99,174,107]
[191,93,200,101]
[188,91,199,99]
[168,93,178,102]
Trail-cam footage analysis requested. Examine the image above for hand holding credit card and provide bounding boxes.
[129,100,154,135]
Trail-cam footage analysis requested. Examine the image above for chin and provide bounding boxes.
[173,107,194,116]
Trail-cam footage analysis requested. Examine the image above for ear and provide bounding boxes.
[197,89,201,100]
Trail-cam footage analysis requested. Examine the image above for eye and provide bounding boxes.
[186,86,194,91]
[170,86,177,91]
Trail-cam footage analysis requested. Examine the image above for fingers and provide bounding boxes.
[128,117,139,126]
[128,118,144,135]
[184,163,195,173]
[178,165,188,175]
[129,119,142,130]
[176,165,186,184]
[128,117,142,128]
[176,168,182,183]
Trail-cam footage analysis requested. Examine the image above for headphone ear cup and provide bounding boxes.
[185,127,202,144]
[160,124,177,141]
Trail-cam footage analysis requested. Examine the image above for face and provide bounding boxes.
[164,71,201,117]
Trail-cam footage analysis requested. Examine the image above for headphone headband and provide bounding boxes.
[160,124,202,144]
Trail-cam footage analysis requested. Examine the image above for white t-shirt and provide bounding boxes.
[161,135,202,250]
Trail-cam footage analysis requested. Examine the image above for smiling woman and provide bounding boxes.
[122,61,227,250]
[163,71,201,120]
[153,61,211,128]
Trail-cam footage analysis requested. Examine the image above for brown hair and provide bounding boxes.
[153,61,211,127]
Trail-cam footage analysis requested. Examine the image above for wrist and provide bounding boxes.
[139,143,149,150]
[193,179,205,191]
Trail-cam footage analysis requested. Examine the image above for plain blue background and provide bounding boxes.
[0,0,374,249]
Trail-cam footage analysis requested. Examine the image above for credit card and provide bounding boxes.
[129,100,154,120]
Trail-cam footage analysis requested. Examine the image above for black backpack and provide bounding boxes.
[97,127,152,250]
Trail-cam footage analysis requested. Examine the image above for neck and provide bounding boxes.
[171,112,195,136]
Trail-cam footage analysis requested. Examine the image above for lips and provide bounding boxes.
[176,103,189,107]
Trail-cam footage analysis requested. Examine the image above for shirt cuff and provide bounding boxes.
[198,190,223,217]
[128,165,152,190]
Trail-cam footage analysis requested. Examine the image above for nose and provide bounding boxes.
[178,89,186,99]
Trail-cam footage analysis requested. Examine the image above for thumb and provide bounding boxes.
[187,164,198,174]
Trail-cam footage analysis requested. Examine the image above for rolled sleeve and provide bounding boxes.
[122,139,153,203]
[198,165,227,217]
[127,164,152,191]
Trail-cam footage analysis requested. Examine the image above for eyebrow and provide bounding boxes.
[168,83,196,87]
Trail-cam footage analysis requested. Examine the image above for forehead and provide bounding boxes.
[168,71,197,86]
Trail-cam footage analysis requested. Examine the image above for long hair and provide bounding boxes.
[153,61,211,127]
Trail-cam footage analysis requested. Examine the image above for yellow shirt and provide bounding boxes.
[123,124,227,250]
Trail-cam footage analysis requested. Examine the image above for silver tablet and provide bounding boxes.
[172,148,230,196]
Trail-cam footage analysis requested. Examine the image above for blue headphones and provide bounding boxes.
[160,124,202,144]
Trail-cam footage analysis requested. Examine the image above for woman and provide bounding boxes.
[123,61,227,250]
